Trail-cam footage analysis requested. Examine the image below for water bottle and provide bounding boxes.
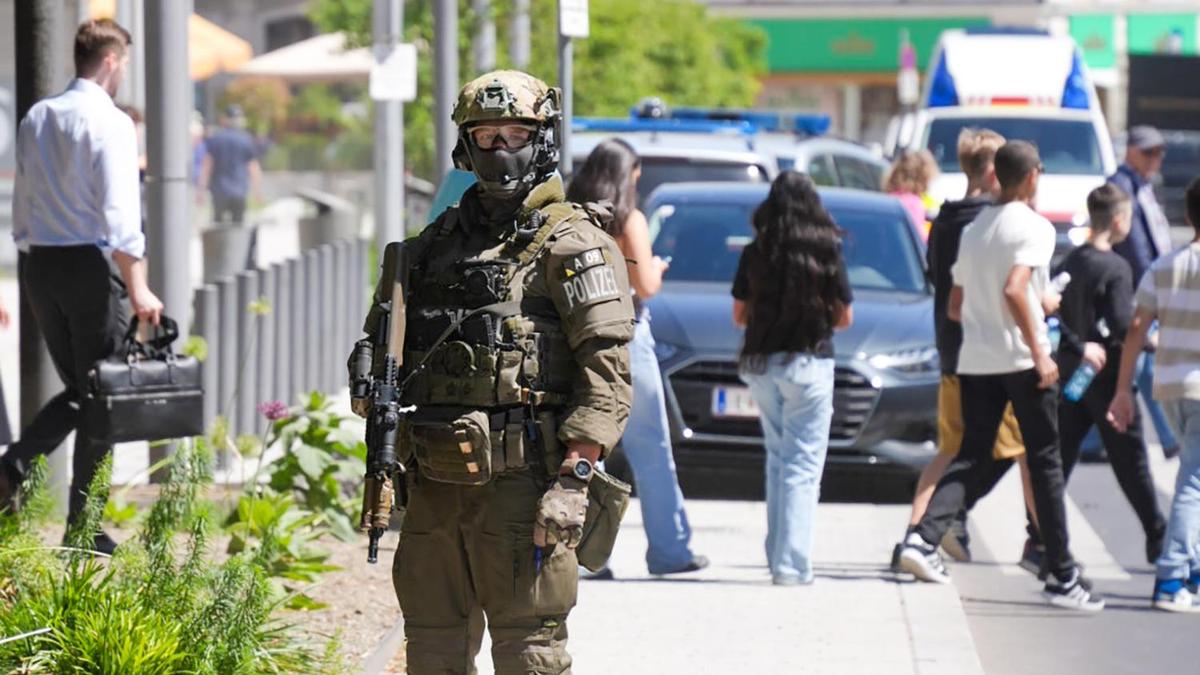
[1047,317,1062,353]
[1064,363,1096,402]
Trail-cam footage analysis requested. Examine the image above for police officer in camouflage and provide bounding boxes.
[370,70,634,674]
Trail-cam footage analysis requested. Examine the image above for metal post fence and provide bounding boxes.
[236,271,259,436]
[335,241,350,387]
[195,284,219,434]
[320,246,336,392]
[256,266,277,434]
[304,250,320,395]
[289,257,306,402]
[217,276,238,458]
[274,262,292,408]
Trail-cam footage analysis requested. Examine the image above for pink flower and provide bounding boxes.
[257,400,290,421]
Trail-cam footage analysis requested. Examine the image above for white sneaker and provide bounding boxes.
[1043,568,1105,612]
[898,533,951,584]
[1152,586,1200,613]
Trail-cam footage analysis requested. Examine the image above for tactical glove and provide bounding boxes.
[533,476,589,548]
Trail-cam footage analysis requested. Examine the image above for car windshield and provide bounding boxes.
[649,199,927,293]
[925,117,1104,175]
[636,157,768,204]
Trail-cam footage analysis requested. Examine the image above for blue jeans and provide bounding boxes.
[742,353,835,582]
[623,317,696,572]
[1157,399,1200,581]
[1139,351,1179,451]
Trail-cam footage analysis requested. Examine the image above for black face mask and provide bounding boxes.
[467,142,537,200]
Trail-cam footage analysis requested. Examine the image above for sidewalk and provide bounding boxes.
[469,498,984,675]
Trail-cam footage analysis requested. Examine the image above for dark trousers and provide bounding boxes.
[917,369,1076,577]
[2,247,129,523]
[1059,365,1165,539]
[212,194,247,225]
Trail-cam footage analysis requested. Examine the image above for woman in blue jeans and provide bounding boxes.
[568,139,707,576]
[732,172,854,585]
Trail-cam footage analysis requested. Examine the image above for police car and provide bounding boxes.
[898,28,1117,253]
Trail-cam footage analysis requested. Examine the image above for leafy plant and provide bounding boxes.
[261,391,366,544]
[0,447,346,674]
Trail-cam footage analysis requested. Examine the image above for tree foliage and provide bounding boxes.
[310,0,766,179]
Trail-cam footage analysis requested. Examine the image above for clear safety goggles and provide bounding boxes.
[469,123,537,150]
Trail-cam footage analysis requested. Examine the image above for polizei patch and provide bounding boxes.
[562,264,620,311]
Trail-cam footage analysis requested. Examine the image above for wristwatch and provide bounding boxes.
[559,457,594,484]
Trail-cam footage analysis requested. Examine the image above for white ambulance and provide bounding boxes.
[901,28,1117,253]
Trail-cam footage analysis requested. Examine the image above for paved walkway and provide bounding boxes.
[461,498,983,675]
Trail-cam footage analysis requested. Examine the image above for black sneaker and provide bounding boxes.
[1043,567,1105,612]
[898,533,951,584]
[940,519,972,563]
[1163,444,1181,460]
[63,531,119,556]
[889,542,904,572]
[580,566,614,581]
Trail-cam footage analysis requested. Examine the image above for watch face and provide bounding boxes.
[573,460,592,480]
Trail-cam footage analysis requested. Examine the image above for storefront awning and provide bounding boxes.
[235,33,372,83]
[90,0,253,80]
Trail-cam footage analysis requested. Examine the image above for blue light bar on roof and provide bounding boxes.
[669,107,786,132]
[1061,50,1090,110]
[792,114,831,136]
[573,117,756,134]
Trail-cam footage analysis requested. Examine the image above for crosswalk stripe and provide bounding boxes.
[966,463,1131,580]
[963,466,1029,576]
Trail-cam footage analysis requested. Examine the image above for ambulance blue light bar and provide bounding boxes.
[1061,50,1090,110]
[926,54,960,108]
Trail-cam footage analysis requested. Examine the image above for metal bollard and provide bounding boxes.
[195,285,219,433]
[320,245,335,392]
[274,262,291,408]
[304,250,320,395]
[256,266,277,433]
[217,276,238,463]
[236,271,259,437]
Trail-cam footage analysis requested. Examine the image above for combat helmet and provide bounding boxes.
[452,70,562,199]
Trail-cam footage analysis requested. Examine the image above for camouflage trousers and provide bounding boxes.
[393,469,578,675]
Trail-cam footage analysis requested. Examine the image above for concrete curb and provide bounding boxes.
[901,581,986,675]
[360,618,405,675]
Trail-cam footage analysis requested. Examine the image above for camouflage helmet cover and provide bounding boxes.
[452,70,561,127]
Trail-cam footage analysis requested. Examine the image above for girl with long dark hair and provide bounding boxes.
[568,138,707,576]
[732,170,854,585]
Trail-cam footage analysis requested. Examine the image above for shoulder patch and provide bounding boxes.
[562,248,609,277]
[561,263,622,312]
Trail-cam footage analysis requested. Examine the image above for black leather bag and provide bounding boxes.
[84,316,204,443]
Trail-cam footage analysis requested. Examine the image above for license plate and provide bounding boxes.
[711,386,760,419]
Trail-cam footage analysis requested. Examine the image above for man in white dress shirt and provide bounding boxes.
[1,18,163,553]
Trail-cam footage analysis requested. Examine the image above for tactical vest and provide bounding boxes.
[399,201,591,484]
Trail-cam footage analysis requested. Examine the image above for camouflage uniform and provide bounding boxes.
[374,71,634,674]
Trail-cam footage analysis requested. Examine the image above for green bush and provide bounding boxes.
[0,448,346,674]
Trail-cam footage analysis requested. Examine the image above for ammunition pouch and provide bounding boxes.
[409,408,493,486]
[576,469,632,572]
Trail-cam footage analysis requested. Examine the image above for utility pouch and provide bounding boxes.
[576,469,632,573]
[409,409,493,486]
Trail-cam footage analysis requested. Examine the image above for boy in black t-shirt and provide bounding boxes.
[1054,184,1166,563]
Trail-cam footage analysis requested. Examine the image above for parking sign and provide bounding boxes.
[559,0,589,39]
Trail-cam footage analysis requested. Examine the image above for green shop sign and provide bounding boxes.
[1128,13,1197,55]
[749,18,989,73]
[1070,14,1116,69]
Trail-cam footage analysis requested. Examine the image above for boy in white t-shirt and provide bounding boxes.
[897,141,1104,612]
